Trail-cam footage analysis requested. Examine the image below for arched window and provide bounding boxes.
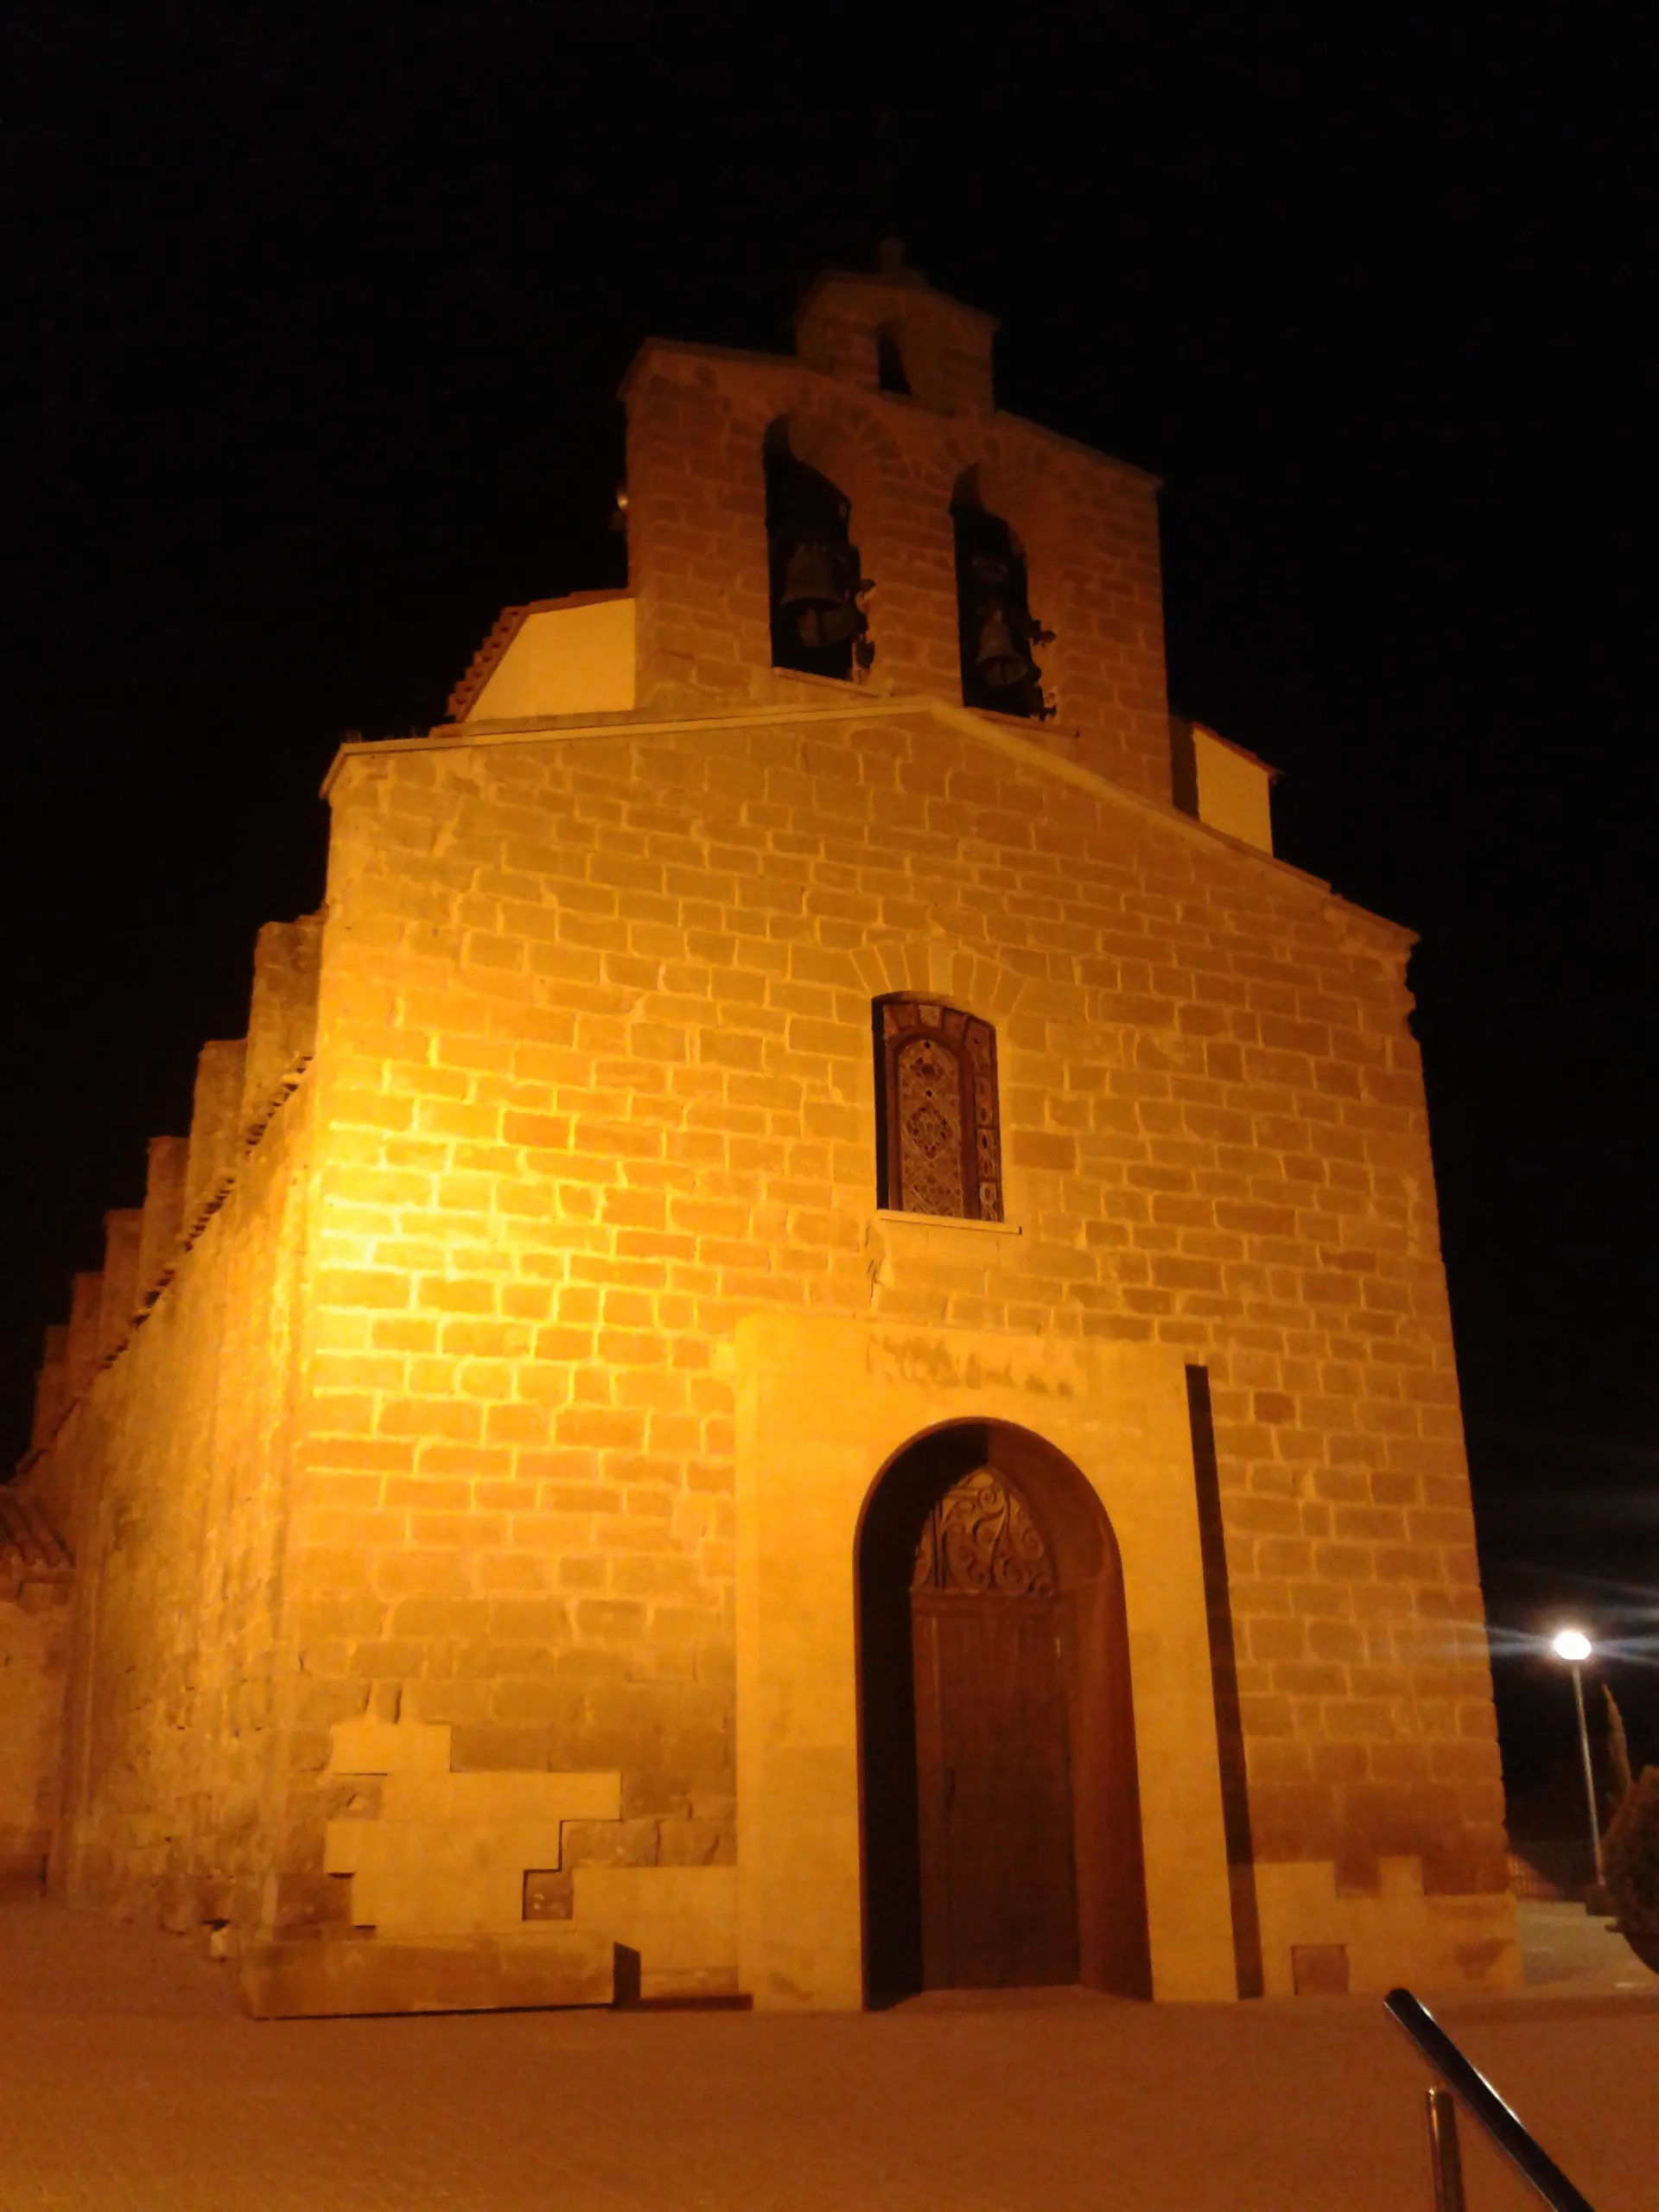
[951,486,1052,721]
[764,429,871,682]
[874,996,1003,1222]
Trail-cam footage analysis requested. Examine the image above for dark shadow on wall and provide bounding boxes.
[1185,1363,1265,1999]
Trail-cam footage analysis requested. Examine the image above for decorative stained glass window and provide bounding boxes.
[874,997,1002,1223]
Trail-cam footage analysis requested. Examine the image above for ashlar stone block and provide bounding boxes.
[327,1716,452,1775]
[239,1927,613,2018]
[324,1718,623,1936]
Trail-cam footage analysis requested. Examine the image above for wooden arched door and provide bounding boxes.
[909,1467,1079,1989]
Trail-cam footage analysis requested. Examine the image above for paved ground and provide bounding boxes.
[1516,1897,1659,1996]
[3,1890,1656,2211]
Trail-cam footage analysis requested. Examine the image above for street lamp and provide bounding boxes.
[1551,1627,1603,1887]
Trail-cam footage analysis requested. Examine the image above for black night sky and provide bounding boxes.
[3,7,1650,1801]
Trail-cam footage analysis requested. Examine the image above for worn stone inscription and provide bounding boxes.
[863,1327,1082,1400]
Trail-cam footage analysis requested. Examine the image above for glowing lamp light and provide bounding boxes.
[1551,1624,1605,1884]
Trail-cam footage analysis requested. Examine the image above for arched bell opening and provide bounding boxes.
[874,321,912,397]
[855,1419,1152,2005]
[950,470,1052,721]
[764,423,871,683]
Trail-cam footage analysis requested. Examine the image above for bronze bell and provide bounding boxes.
[974,608,1028,686]
[780,541,842,612]
[806,600,860,646]
[782,540,856,646]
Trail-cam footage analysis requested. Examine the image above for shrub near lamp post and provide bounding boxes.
[1551,1627,1604,1890]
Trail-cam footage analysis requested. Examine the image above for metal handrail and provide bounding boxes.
[1385,1988,1595,2211]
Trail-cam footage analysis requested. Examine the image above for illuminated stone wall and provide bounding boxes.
[16,696,1505,1973]
[0,1584,69,1881]
[22,921,320,1933]
[1,1487,73,1882]
[48,1086,314,1929]
[287,701,1503,1937]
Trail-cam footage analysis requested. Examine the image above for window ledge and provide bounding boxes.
[870,1210,1022,1239]
[769,665,865,695]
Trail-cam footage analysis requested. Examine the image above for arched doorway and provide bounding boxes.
[856,1420,1151,2004]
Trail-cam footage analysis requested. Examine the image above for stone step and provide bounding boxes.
[238,1926,615,2019]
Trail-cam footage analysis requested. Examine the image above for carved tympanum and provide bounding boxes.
[911,1467,1054,1597]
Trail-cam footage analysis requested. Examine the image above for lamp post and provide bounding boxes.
[1551,1628,1603,1887]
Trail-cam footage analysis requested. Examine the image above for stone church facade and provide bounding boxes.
[6,258,1520,2013]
